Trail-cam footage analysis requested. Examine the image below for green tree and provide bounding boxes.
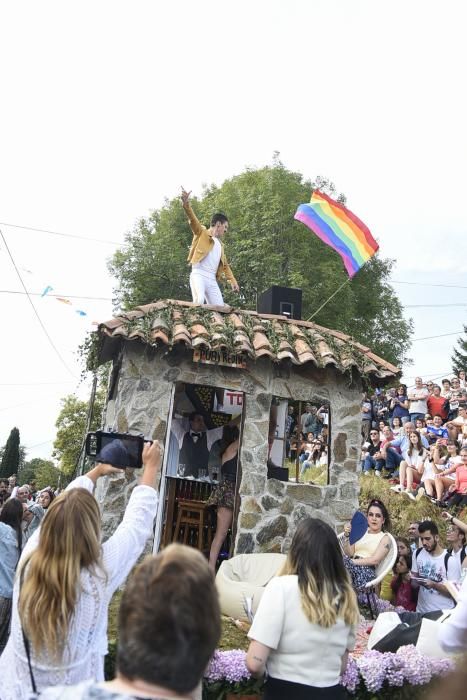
[53,385,106,477]
[0,427,21,478]
[109,162,412,368]
[20,457,61,490]
[452,324,467,375]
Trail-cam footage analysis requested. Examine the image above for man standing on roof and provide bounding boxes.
[181,187,239,306]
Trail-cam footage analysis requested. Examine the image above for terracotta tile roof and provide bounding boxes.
[96,299,400,381]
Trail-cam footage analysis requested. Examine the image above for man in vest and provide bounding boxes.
[181,187,239,306]
[171,412,224,479]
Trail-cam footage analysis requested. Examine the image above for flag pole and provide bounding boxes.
[305,277,352,322]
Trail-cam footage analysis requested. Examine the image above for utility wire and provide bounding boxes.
[391,280,467,290]
[24,439,54,450]
[0,229,78,379]
[0,290,112,301]
[412,330,463,342]
[0,221,121,245]
[404,303,467,308]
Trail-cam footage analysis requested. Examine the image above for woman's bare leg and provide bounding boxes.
[424,479,435,497]
[406,467,415,491]
[209,506,233,572]
[399,461,407,489]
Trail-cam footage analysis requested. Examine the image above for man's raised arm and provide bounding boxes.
[181,186,203,237]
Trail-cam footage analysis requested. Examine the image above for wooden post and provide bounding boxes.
[295,400,301,483]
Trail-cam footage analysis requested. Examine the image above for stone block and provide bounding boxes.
[338,404,360,419]
[137,378,151,392]
[256,516,288,545]
[291,504,314,526]
[242,497,262,513]
[261,495,280,511]
[117,409,129,433]
[280,497,294,515]
[260,538,282,554]
[343,459,358,472]
[163,367,181,383]
[286,484,326,508]
[240,513,261,529]
[237,533,255,554]
[267,479,286,498]
[333,432,347,462]
[256,392,273,411]
[331,500,356,521]
[339,482,358,501]
[239,473,267,496]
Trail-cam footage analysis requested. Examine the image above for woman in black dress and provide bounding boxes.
[207,425,239,572]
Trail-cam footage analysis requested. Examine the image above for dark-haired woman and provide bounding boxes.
[0,498,23,654]
[342,500,391,590]
[246,517,359,699]
[207,425,239,572]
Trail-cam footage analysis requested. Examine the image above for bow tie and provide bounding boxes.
[191,432,202,439]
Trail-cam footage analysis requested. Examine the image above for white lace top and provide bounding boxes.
[0,475,158,700]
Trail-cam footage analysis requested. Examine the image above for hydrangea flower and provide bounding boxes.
[206,645,455,696]
[205,649,251,683]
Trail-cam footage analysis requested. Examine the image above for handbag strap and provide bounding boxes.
[21,626,37,694]
[19,567,38,695]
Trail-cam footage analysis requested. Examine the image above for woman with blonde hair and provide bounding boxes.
[0,441,161,700]
[246,517,359,699]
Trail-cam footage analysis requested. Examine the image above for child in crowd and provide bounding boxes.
[391,552,417,611]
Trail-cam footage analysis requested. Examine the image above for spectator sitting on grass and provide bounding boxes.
[362,429,385,476]
[383,422,428,476]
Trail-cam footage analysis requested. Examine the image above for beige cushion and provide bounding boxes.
[215,553,287,620]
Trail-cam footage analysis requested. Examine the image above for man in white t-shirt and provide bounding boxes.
[181,187,239,306]
[411,520,460,613]
[408,377,429,423]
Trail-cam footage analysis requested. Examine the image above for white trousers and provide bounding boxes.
[190,271,224,305]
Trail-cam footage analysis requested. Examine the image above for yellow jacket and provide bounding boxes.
[183,202,237,285]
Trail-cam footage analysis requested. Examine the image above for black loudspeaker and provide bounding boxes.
[257,286,302,320]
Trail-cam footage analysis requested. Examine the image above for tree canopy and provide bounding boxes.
[52,385,107,478]
[452,324,467,375]
[0,427,21,479]
[109,162,412,368]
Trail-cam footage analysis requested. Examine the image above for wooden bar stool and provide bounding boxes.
[173,499,213,551]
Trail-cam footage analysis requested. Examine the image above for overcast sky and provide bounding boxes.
[0,0,466,462]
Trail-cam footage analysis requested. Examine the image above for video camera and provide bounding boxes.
[85,430,150,469]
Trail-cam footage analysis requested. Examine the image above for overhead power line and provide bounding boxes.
[0,290,112,301]
[412,330,464,342]
[404,303,467,308]
[0,221,121,245]
[391,280,467,290]
[0,229,78,379]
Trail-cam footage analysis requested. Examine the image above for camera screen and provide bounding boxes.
[99,434,142,468]
[86,431,144,469]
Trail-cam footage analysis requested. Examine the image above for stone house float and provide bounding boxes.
[93,298,399,556]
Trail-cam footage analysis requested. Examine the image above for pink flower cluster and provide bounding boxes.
[205,646,454,694]
[205,649,251,684]
[341,645,454,694]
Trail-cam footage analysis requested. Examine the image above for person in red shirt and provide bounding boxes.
[445,448,467,509]
[427,384,449,421]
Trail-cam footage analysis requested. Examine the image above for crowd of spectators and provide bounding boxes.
[0,478,59,656]
[285,402,329,476]
[360,373,467,507]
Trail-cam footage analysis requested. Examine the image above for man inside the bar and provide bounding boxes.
[171,412,224,479]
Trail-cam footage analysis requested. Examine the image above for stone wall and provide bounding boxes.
[98,344,362,553]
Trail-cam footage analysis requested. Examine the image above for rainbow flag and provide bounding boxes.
[294,190,379,277]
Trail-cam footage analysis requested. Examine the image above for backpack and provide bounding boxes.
[415,545,466,572]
